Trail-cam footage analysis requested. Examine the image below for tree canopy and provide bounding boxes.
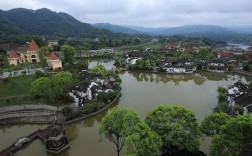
[145,105,200,152]
[61,45,75,65]
[30,77,53,99]
[126,122,163,156]
[90,65,108,78]
[200,112,231,136]
[210,114,252,156]
[99,107,141,156]
[38,46,48,68]
[51,71,73,96]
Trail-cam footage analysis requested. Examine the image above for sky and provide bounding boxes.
[0,0,252,27]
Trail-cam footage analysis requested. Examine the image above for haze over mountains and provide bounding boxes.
[94,23,252,41]
[0,8,252,42]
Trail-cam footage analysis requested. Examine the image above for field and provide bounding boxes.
[0,75,35,97]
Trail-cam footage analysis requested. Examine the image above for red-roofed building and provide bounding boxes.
[47,52,62,70]
[8,51,25,66]
[27,39,40,63]
[27,39,39,51]
[7,40,62,70]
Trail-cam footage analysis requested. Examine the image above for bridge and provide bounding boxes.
[0,126,51,156]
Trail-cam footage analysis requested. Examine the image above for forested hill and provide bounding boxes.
[0,8,121,39]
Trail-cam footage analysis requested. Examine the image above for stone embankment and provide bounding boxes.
[0,104,64,124]
[0,93,120,125]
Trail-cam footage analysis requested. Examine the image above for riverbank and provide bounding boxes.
[0,93,120,125]
[232,70,252,78]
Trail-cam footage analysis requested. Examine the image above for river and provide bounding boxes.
[0,59,251,156]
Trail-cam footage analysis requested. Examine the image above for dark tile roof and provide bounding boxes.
[233,94,252,107]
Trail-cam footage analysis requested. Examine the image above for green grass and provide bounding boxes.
[0,98,48,107]
[0,75,35,97]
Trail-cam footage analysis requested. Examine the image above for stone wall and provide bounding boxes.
[0,93,121,125]
[0,104,64,124]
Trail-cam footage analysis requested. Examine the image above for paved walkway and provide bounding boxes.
[232,70,252,78]
[0,68,47,79]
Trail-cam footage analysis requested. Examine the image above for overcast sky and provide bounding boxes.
[1,0,252,27]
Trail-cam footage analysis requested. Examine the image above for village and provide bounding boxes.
[0,37,252,156]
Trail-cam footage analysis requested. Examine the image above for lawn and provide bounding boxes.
[0,75,35,97]
[0,98,48,107]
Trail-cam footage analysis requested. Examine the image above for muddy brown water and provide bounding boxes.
[0,59,250,156]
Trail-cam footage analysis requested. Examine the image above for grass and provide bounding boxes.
[0,75,35,97]
[0,98,48,107]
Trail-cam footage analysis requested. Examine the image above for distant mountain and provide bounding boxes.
[226,26,252,34]
[94,23,141,35]
[124,25,252,41]
[0,8,118,39]
[125,25,235,35]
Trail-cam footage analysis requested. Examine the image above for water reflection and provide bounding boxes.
[1,59,251,156]
[127,71,250,86]
[88,58,115,69]
[66,123,78,142]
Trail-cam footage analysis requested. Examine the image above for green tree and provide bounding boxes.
[125,122,163,156]
[0,50,11,76]
[38,46,48,68]
[30,77,53,100]
[145,105,200,152]
[90,65,108,78]
[62,107,75,120]
[61,45,75,65]
[99,107,141,156]
[74,60,88,71]
[51,71,73,97]
[32,36,45,47]
[197,48,209,61]
[200,112,231,136]
[217,87,227,94]
[211,114,252,156]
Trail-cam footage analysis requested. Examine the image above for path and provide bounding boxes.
[0,68,46,79]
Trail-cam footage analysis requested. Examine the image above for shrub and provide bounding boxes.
[113,82,121,90]
[97,93,109,104]
[35,70,45,78]
[81,103,98,114]
[108,91,118,101]
[62,107,75,120]
[61,94,75,103]
[3,77,9,83]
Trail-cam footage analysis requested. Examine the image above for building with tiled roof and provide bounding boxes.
[47,52,62,70]
[26,39,40,63]
[8,51,25,66]
[27,39,39,51]
[7,40,62,70]
[228,83,252,114]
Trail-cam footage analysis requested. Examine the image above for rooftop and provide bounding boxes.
[27,39,39,51]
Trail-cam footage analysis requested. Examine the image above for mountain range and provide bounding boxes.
[0,8,117,39]
[0,8,252,42]
[94,23,252,41]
